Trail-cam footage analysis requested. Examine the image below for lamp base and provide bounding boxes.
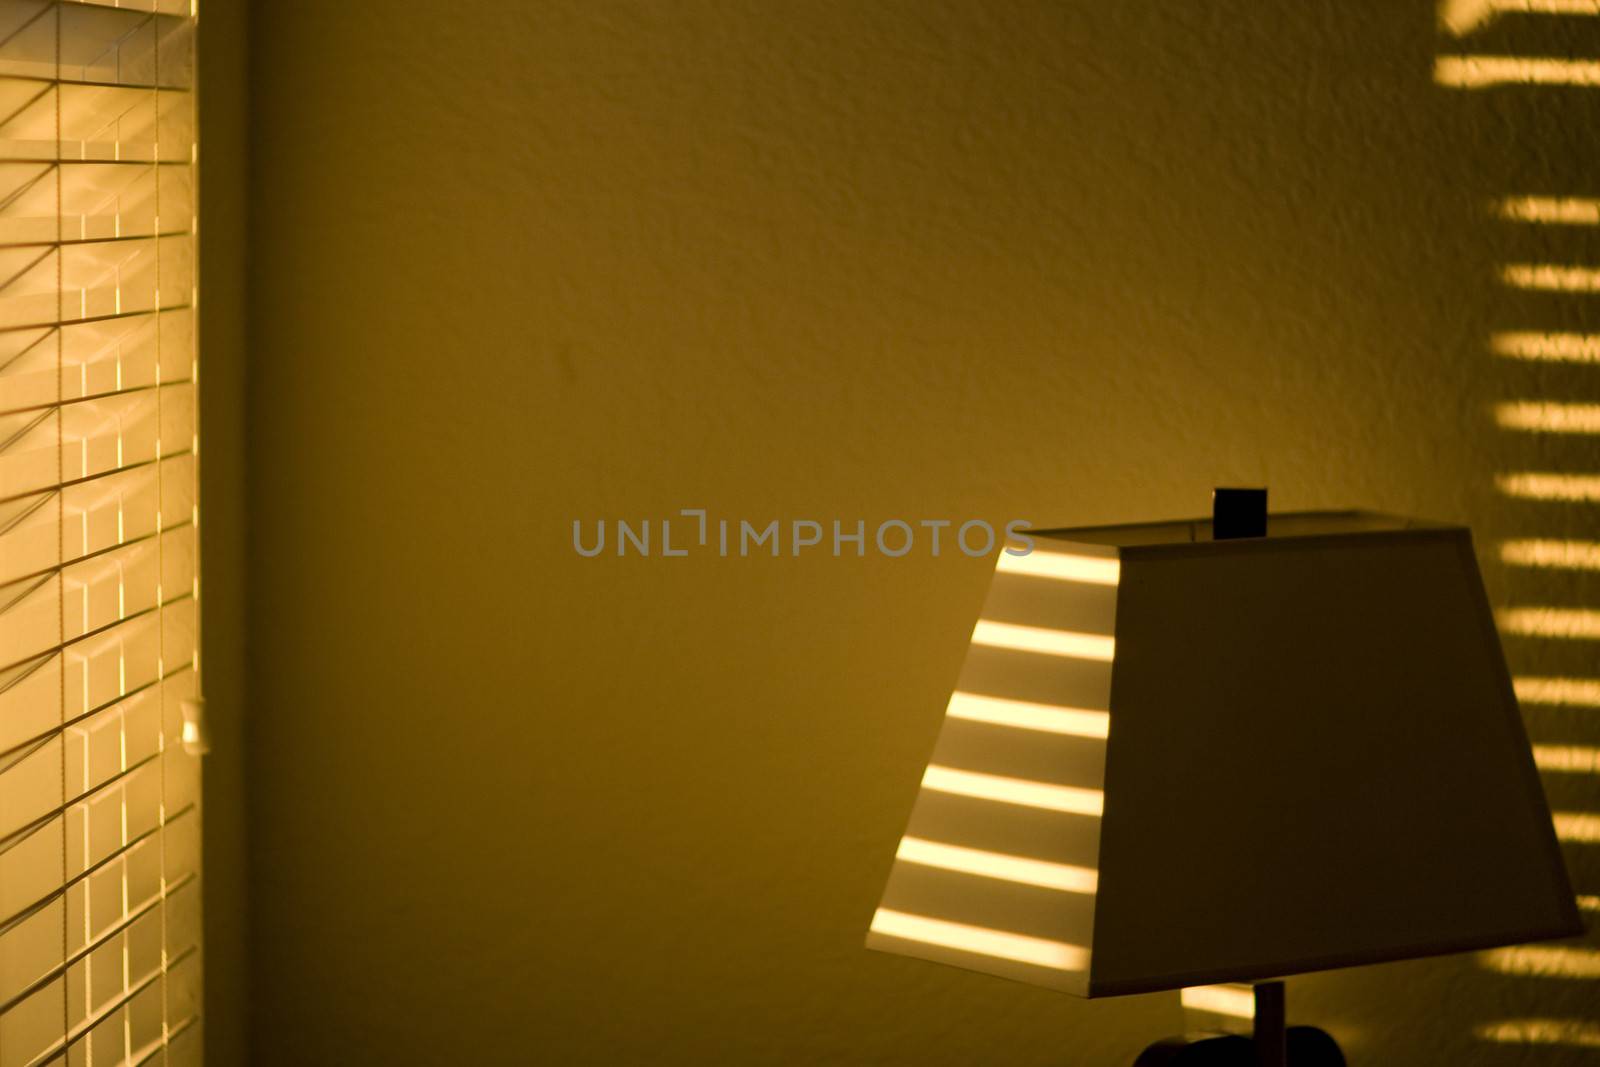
[1133,1027,1344,1067]
[1134,982,1344,1067]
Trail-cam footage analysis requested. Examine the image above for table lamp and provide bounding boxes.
[866,490,1582,1066]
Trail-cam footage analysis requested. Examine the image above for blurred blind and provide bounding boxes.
[0,1,202,1064]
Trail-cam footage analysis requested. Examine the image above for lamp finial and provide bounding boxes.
[1212,487,1267,539]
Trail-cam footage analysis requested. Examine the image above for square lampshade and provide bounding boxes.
[867,511,1581,997]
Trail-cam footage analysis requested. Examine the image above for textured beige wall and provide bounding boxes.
[243,2,1598,1063]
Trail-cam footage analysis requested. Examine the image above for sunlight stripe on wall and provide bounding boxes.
[1516,676,1600,707]
[1502,263,1600,292]
[1501,540,1600,571]
[1444,0,1600,36]
[1496,472,1600,502]
[1532,745,1600,773]
[1436,55,1600,88]
[1499,196,1600,224]
[1497,0,1600,10]
[1481,945,1600,977]
[1495,401,1600,434]
[1553,811,1600,842]
[896,836,1099,894]
[970,620,1116,662]
[1181,985,1255,1019]
[921,765,1105,816]
[1498,607,1600,640]
[869,908,1090,972]
[1492,332,1600,363]
[944,691,1110,739]
[1493,0,1600,11]
[1477,1019,1600,1048]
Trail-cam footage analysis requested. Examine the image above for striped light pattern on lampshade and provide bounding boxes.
[869,512,1580,998]
[866,540,1117,995]
[0,2,202,1065]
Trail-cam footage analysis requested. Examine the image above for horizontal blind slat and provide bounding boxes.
[0,657,191,765]
[0,444,192,506]
[0,587,192,675]
[0,3,200,1059]
[0,868,196,1016]
[0,801,196,935]
[18,943,198,1067]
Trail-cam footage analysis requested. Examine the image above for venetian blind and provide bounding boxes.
[0,1,202,1065]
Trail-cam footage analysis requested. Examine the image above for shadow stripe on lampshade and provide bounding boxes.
[867,537,1118,996]
[903,791,1104,871]
[926,718,1108,792]
[878,862,1099,946]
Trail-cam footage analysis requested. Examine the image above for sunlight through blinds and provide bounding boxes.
[0,1,202,1065]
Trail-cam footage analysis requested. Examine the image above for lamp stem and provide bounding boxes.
[1253,981,1287,1067]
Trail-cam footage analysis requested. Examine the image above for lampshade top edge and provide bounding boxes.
[1033,509,1457,549]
